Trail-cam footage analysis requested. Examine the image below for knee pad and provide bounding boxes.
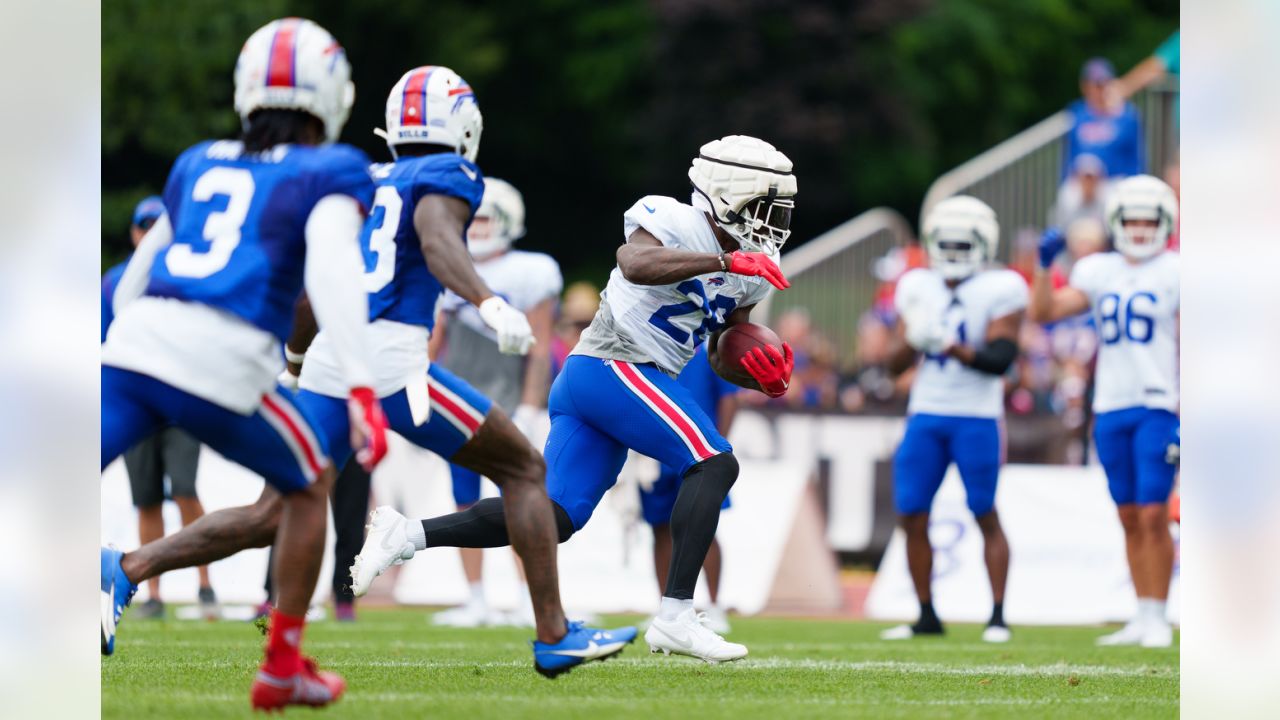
[687,452,739,489]
[552,501,577,543]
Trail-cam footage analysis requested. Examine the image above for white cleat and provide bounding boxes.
[1140,621,1173,648]
[430,602,490,628]
[982,625,1012,643]
[1096,620,1145,646]
[880,624,914,641]
[350,506,416,598]
[702,605,732,635]
[644,608,747,663]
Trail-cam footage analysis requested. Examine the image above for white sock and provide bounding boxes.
[468,581,485,606]
[1144,598,1168,625]
[404,520,427,551]
[659,596,693,621]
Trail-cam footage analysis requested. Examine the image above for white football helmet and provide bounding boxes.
[1106,174,1177,261]
[234,18,355,143]
[376,66,483,162]
[468,177,526,258]
[922,196,999,281]
[688,135,797,256]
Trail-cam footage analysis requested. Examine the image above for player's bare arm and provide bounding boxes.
[519,297,556,407]
[616,229,724,285]
[416,194,496,305]
[284,293,318,375]
[1028,270,1090,323]
[945,309,1022,373]
[618,228,790,289]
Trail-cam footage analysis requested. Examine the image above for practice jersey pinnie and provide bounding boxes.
[574,195,774,375]
[362,153,485,331]
[145,140,375,341]
[895,268,1028,418]
[437,250,563,412]
[1070,251,1179,413]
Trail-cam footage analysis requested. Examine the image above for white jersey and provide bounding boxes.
[300,319,426,399]
[437,250,563,412]
[441,250,563,338]
[573,195,773,375]
[896,267,1028,419]
[1069,251,1179,413]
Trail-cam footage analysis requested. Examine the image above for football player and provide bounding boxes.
[103,66,636,679]
[1029,175,1180,648]
[99,18,388,710]
[430,177,562,628]
[352,135,797,663]
[880,196,1025,644]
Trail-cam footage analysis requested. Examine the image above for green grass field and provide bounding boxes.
[102,608,1178,719]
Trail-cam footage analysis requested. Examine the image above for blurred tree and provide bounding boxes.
[102,0,1176,278]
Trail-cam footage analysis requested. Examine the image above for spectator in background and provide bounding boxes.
[1163,160,1180,251]
[1053,153,1111,230]
[839,309,909,413]
[1105,31,1179,116]
[551,281,600,377]
[1064,58,1145,181]
[101,196,217,621]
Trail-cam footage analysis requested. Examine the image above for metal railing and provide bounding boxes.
[921,78,1180,261]
[760,208,914,371]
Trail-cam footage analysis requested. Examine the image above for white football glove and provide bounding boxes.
[478,296,535,355]
[277,367,300,391]
[902,305,948,355]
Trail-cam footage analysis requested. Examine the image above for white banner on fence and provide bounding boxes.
[866,463,1181,625]
[101,431,817,616]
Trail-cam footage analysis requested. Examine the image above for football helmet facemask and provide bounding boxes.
[922,195,999,281]
[688,135,797,256]
[468,177,526,259]
[1106,174,1177,261]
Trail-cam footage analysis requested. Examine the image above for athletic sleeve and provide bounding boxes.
[988,270,1030,319]
[408,155,485,217]
[623,195,691,249]
[1069,254,1105,305]
[307,144,376,215]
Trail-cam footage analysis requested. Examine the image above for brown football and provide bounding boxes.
[714,322,784,387]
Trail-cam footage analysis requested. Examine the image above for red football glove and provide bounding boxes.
[348,387,389,471]
[740,343,794,398]
[725,251,790,290]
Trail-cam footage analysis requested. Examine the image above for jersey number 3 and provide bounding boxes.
[649,279,737,345]
[165,167,255,279]
[362,185,403,292]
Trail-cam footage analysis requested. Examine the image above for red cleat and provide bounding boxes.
[251,657,346,711]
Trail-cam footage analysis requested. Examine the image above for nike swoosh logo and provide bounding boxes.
[379,530,397,552]
[660,627,695,649]
[643,204,656,214]
[460,164,478,182]
[547,639,599,657]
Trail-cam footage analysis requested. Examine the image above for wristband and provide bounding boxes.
[718,252,729,272]
[284,346,306,365]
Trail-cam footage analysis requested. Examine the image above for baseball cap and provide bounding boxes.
[1080,57,1115,84]
[132,195,166,228]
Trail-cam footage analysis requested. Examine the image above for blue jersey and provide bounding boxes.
[677,345,739,419]
[362,153,485,330]
[144,139,375,342]
[101,258,129,342]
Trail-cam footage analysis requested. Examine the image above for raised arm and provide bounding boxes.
[1028,227,1091,323]
[415,193,532,354]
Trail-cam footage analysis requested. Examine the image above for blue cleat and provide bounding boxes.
[101,546,138,656]
[532,621,638,678]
